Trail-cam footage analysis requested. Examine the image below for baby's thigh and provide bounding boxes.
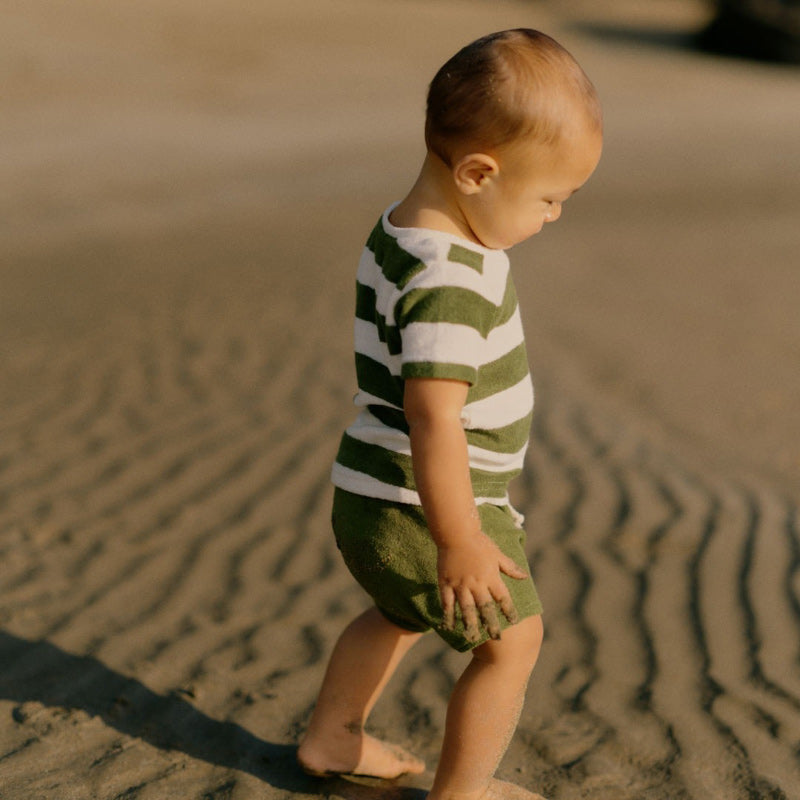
[331,490,440,632]
[331,492,544,651]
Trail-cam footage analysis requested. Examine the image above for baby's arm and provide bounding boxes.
[404,377,528,643]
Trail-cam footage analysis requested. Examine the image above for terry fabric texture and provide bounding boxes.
[332,488,543,652]
[331,204,534,515]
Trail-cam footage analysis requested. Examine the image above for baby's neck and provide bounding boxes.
[389,155,479,244]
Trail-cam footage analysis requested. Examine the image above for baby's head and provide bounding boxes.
[424,29,603,248]
[426,28,602,167]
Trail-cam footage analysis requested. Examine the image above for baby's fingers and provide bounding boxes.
[457,590,482,643]
[498,552,528,581]
[479,598,502,640]
[440,584,456,631]
[492,587,519,626]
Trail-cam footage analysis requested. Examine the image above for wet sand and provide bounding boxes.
[2,1,800,798]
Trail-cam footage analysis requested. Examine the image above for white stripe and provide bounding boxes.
[357,241,510,321]
[354,318,402,375]
[347,409,411,453]
[466,441,528,472]
[462,375,534,430]
[331,463,516,512]
[345,409,528,474]
[331,463,422,504]
[384,214,509,305]
[355,311,524,379]
[401,321,484,370]
[353,390,403,410]
[473,494,515,510]
[484,309,525,363]
[402,254,508,306]
[357,251,403,325]
[355,247,381,289]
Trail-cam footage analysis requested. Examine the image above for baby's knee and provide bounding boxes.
[473,614,543,672]
[510,614,544,666]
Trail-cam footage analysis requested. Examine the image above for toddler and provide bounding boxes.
[298,28,603,800]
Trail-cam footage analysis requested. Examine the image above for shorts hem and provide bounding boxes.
[442,603,544,653]
[375,605,431,634]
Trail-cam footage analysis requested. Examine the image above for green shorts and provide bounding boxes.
[331,488,543,652]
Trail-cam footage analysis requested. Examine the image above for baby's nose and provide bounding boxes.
[544,202,562,223]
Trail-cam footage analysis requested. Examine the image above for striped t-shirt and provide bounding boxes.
[331,204,534,516]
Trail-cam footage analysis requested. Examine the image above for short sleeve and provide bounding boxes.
[394,283,498,385]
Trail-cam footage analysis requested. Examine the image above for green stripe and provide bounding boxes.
[356,283,401,353]
[337,433,416,489]
[355,352,404,407]
[360,250,518,350]
[367,403,532,453]
[495,273,519,328]
[448,243,484,273]
[467,342,530,404]
[392,273,517,340]
[336,434,519,498]
[466,411,533,454]
[471,469,521,497]
[384,324,402,356]
[395,285,509,340]
[367,225,425,290]
[368,405,409,435]
[355,283,377,322]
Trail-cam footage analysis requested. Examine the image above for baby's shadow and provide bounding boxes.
[0,630,427,799]
[327,776,428,800]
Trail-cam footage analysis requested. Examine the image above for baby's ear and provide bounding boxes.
[452,153,499,195]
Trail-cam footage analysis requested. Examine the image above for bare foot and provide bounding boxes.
[298,731,426,780]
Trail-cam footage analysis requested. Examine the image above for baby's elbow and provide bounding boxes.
[404,403,462,433]
[403,378,469,431]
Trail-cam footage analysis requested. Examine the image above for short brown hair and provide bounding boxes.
[425,29,602,166]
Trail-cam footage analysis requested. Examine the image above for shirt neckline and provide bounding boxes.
[381,202,503,256]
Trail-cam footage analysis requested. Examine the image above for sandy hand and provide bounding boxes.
[437,532,528,643]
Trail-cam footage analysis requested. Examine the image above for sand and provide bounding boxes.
[2,1,800,798]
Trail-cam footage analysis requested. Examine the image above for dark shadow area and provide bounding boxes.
[697,2,800,64]
[572,6,800,65]
[0,631,426,800]
[569,20,699,54]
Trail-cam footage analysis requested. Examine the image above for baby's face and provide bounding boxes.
[467,124,602,250]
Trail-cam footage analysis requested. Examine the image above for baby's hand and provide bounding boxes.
[437,533,528,643]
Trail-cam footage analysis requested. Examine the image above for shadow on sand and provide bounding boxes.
[571,16,800,65]
[570,19,699,54]
[0,631,427,800]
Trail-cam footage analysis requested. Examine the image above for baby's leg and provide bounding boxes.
[298,606,426,779]
[428,615,545,800]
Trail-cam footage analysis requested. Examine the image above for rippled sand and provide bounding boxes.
[2,1,800,798]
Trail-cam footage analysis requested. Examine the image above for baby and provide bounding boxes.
[298,28,603,800]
